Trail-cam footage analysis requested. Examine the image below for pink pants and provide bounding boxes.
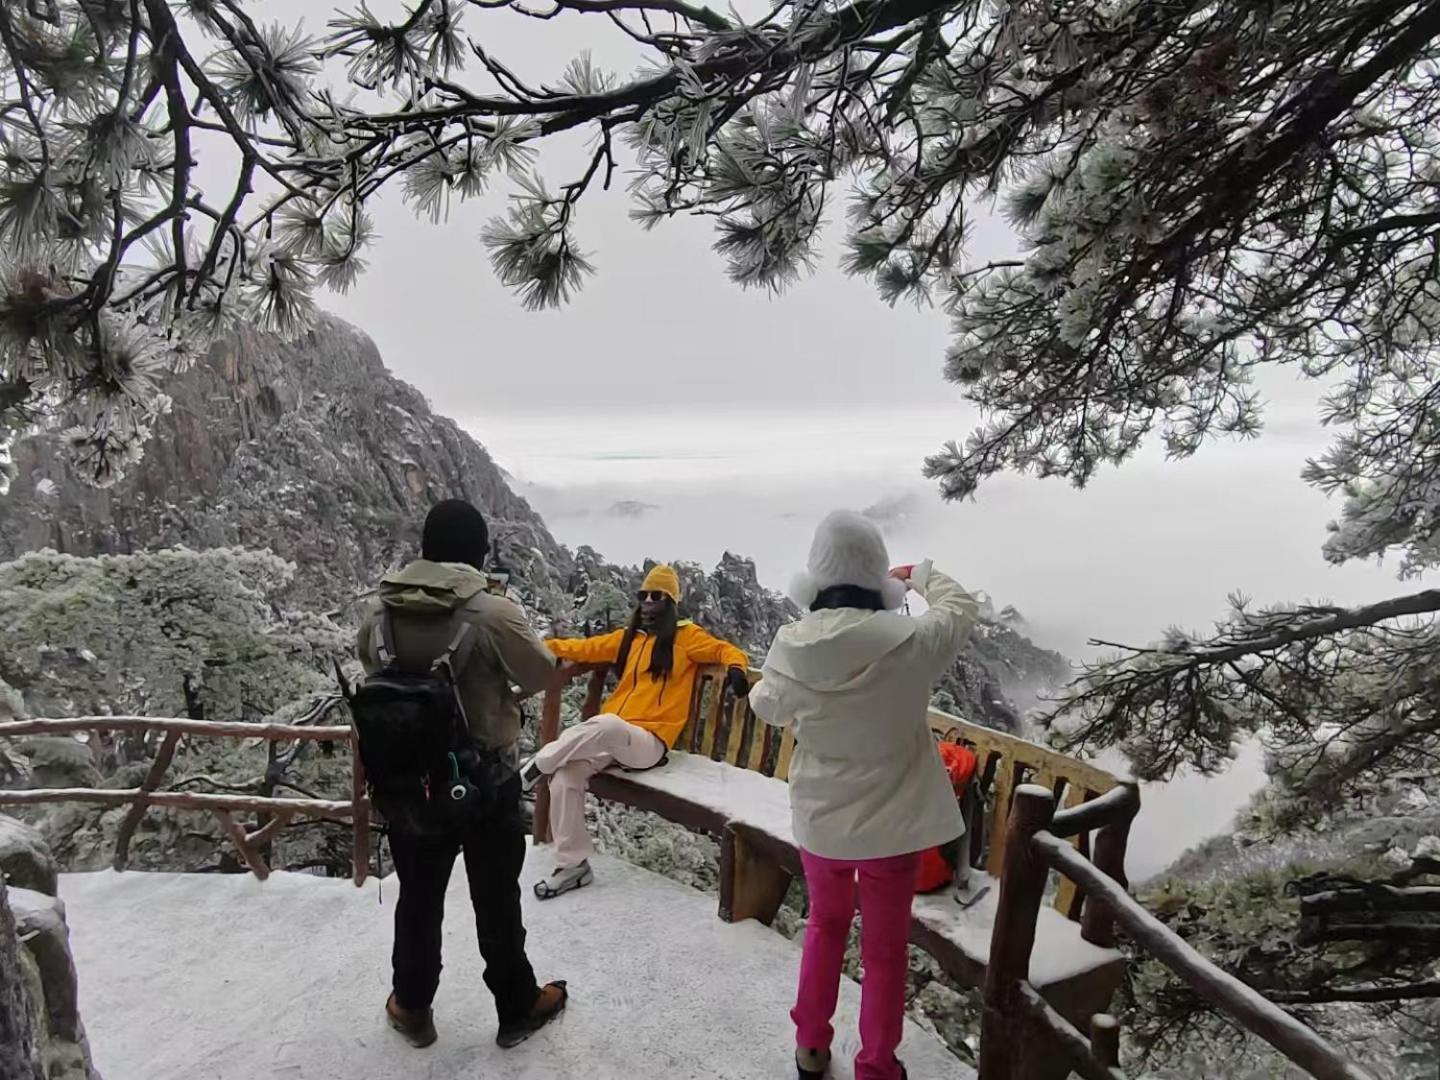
[794,848,919,1080]
[536,714,666,868]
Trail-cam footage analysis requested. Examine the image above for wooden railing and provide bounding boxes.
[2,695,1368,1078]
[982,785,1373,1080]
[927,707,1126,928]
[0,714,372,885]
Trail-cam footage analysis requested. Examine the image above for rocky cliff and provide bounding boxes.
[0,315,571,617]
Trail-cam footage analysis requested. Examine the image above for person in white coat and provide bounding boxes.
[749,510,978,1080]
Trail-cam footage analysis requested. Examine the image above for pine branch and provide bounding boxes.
[529,0,733,32]
[1087,590,1440,673]
[350,0,955,132]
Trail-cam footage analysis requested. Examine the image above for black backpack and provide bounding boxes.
[347,611,507,833]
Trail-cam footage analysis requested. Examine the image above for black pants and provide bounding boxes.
[387,787,540,1024]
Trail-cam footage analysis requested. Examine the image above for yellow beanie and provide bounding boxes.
[641,564,682,604]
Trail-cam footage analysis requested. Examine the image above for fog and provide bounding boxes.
[469,400,1412,879]
[474,399,1414,661]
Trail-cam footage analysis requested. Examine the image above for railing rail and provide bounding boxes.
[983,784,1373,1080]
[0,716,354,741]
[0,715,370,885]
[1048,785,1139,839]
[0,788,353,817]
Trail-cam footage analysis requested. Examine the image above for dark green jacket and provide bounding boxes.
[357,560,556,749]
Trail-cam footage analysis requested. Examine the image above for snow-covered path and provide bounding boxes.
[60,848,975,1080]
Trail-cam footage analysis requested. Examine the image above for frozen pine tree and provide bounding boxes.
[0,547,348,725]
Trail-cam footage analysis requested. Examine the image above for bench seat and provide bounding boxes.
[588,750,1124,1004]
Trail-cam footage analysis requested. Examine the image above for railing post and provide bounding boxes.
[533,669,565,845]
[1090,1013,1120,1068]
[979,784,1055,1080]
[581,667,608,720]
[1082,780,1139,948]
[112,729,181,872]
[213,810,271,880]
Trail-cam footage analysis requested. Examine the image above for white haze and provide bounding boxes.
[470,401,1419,879]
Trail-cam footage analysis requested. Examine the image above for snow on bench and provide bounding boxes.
[593,749,795,845]
[589,750,1124,997]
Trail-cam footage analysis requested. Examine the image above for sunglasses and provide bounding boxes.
[637,591,672,604]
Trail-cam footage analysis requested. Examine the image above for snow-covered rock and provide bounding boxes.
[0,883,42,1079]
[1396,786,1431,814]
[12,740,97,791]
[0,314,572,616]
[0,816,58,897]
[2,835,100,1080]
[1382,845,1413,870]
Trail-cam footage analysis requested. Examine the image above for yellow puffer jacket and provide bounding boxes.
[546,621,747,749]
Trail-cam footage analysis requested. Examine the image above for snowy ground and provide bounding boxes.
[60,847,975,1080]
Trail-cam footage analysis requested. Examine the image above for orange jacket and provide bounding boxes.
[546,621,747,748]
[916,742,978,893]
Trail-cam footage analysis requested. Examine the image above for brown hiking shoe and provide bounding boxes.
[386,992,437,1048]
[496,981,568,1048]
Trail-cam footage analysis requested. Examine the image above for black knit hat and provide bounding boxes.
[422,499,490,570]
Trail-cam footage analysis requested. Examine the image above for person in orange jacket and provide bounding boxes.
[520,564,749,898]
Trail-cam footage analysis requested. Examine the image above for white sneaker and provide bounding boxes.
[534,861,594,900]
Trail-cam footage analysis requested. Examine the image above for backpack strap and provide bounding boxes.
[432,613,479,741]
[374,608,475,676]
[431,614,477,680]
[373,611,397,667]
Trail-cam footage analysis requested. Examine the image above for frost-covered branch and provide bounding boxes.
[1045,588,1440,814]
[7,0,1440,529]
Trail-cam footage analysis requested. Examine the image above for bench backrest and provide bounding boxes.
[926,709,1118,919]
[577,663,1120,920]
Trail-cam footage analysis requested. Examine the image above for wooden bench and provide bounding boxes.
[535,663,1137,1053]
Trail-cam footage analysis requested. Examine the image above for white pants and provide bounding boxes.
[537,714,666,868]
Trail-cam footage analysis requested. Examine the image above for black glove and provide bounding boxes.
[726,666,751,698]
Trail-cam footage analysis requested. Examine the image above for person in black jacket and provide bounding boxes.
[356,500,567,1050]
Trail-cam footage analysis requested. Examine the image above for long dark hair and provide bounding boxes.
[811,584,885,612]
[615,599,678,679]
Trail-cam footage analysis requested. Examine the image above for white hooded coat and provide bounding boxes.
[749,562,979,861]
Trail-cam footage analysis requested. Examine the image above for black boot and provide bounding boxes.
[796,1047,831,1079]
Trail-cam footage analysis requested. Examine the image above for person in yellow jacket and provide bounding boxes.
[520,564,749,899]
